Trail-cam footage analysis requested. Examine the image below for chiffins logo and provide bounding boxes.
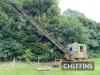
[62,61,94,70]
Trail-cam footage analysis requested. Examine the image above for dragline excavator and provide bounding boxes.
[10,2,88,64]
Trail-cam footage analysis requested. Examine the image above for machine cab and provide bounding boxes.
[67,42,88,59]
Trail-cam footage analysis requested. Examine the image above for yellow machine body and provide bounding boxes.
[65,42,88,59]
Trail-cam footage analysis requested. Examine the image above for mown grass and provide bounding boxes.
[0,58,100,75]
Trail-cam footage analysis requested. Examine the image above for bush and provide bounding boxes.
[23,49,33,63]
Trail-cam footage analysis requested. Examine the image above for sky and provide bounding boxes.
[58,0,100,22]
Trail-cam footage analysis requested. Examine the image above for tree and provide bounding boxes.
[63,9,85,17]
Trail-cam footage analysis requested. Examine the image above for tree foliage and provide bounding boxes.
[0,0,100,61]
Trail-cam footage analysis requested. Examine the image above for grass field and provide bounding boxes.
[0,58,100,75]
